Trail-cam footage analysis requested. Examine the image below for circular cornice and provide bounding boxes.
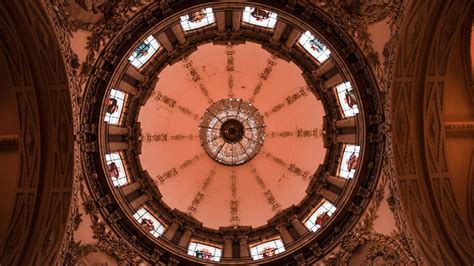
[80,1,385,264]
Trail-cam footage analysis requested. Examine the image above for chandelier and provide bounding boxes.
[199,98,265,165]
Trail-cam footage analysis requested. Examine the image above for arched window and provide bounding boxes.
[304,200,337,232]
[339,144,360,179]
[242,6,277,28]
[105,152,128,186]
[128,35,161,68]
[104,89,128,125]
[133,207,165,237]
[335,81,359,117]
[187,241,222,262]
[298,31,331,63]
[249,238,285,260]
[180,8,215,31]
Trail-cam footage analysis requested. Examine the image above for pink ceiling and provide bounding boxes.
[138,42,326,229]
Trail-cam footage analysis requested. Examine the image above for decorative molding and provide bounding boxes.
[1,2,74,264]
[319,0,403,93]
[264,87,309,117]
[386,0,474,264]
[325,169,417,265]
[153,90,199,120]
[262,151,311,180]
[250,166,282,212]
[182,57,214,104]
[266,128,323,139]
[154,154,203,184]
[187,169,216,216]
[229,170,240,226]
[226,44,235,97]
[62,181,144,265]
[143,133,198,143]
[249,56,277,102]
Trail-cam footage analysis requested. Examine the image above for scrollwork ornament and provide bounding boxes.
[318,0,403,93]
[364,244,400,265]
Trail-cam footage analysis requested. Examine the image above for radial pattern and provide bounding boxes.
[138,42,326,228]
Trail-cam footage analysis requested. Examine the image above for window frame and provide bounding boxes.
[187,240,223,262]
[128,35,161,69]
[338,144,361,179]
[241,6,278,29]
[334,81,360,118]
[180,7,216,31]
[105,151,129,187]
[304,200,337,232]
[104,88,128,126]
[298,30,331,63]
[249,237,285,260]
[132,206,166,238]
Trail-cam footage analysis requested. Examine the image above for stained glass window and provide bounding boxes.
[336,81,359,117]
[187,241,222,261]
[104,89,127,125]
[105,152,128,186]
[249,238,285,260]
[180,8,215,31]
[339,144,360,179]
[304,200,337,232]
[242,6,277,28]
[128,35,160,68]
[298,31,331,63]
[133,207,165,237]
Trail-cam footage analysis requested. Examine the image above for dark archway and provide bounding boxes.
[0,1,74,265]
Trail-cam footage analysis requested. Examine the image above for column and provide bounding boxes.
[121,181,141,196]
[126,66,145,82]
[215,11,226,32]
[336,133,356,144]
[232,11,242,32]
[178,226,193,247]
[271,21,286,42]
[285,29,301,48]
[276,223,293,245]
[163,221,180,241]
[117,80,138,95]
[238,236,250,258]
[171,24,185,44]
[314,60,334,77]
[108,141,129,152]
[290,216,309,236]
[108,125,129,136]
[319,188,338,203]
[323,73,343,88]
[335,117,355,128]
[326,174,347,189]
[157,32,174,52]
[223,236,233,258]
[129,194,150,209]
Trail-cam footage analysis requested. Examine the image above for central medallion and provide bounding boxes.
[199,98,265,166]
[220,119,244,143]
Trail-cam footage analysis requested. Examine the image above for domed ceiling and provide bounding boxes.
[138,42,326,228]
[75,1,387,264]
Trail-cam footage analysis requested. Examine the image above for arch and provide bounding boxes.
[0,1,74,264]
[390,0,474,264]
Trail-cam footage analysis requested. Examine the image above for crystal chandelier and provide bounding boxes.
[199,98,266,165]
